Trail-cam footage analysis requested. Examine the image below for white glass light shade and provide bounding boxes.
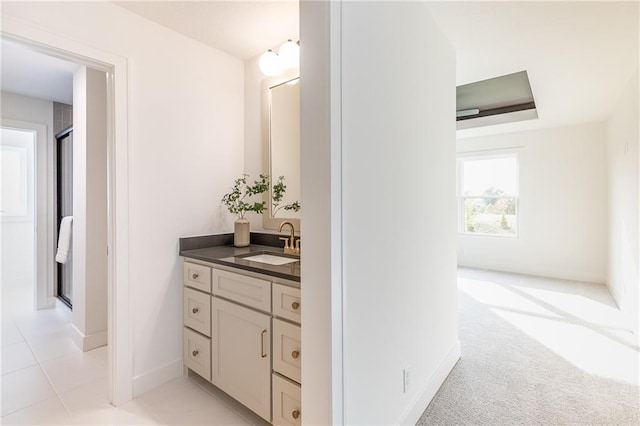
[278,40,300,69]
[258,50,282,76]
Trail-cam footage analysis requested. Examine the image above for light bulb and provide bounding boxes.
[258,50,282,76]
[278,39,299,69]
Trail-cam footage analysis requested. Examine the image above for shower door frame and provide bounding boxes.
[55,126,73,309]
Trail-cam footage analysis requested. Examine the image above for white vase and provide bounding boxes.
[234,218,250,247]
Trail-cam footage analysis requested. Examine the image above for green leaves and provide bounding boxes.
[221,174,301,219]
[221,174,269,218]
[272,176,301,217]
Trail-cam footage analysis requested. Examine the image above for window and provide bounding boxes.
[458,153,519,237]
[1,127,34,220]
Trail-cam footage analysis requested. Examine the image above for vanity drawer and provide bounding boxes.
[273,318,301,383]
[183,262,211,293]
[183,327,211,381]
[212,268,271,312]
[273,284,301,324]
[183,287,211,337]
[272,374,301,426]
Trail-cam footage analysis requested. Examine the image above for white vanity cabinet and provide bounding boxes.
[182,259,301,424]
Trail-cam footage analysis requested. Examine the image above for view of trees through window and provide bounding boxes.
[460,155,518,236]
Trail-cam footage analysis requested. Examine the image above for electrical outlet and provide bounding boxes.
[403,367,411,393]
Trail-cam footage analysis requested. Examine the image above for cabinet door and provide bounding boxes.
[272,374,301,426]
[183,327,211,381]
[272,284,301,324]
[183,262,211,293]
[212,268,271,312]
[183,287,211,337]
[211,297,271,422]
[273,319,301,383]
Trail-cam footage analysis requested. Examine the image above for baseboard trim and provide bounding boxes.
[398,340,462,425]
[606,281,622,309]
[133,359,183,398]
[71,325,107,351]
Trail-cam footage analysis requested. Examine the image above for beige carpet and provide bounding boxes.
[417,269,640,426]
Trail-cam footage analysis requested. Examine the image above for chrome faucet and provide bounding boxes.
[279,221,300,255]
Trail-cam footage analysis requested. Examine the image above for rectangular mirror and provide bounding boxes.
[262,70,300,230]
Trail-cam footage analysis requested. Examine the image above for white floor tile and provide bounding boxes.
[68,400,159,426]
[0,365,56,416]
[26,327,81,363]
[1,323,24,348]
[15,314,70,339]
[136,377,251,425]
[0,396,70,425]
[189,372,270,425]
[0,341,37,375]
[87,345,108,365]
[41,351,107,394]
[59,377,109,417]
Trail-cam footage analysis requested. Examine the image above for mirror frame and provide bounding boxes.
[261,68,301,231]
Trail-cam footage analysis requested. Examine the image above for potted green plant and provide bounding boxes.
[221,174,269,247]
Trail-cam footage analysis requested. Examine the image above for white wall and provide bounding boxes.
[1,2,245,393]
[302,3,460,422]
[606,71,639,343]
[71,66,108,350]
[300,1,342,423]
[0,92,54,305]
[458,122,609,284]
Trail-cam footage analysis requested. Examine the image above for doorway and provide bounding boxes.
[0,30,131,405]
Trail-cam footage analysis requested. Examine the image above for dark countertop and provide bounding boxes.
[180,243,301,282]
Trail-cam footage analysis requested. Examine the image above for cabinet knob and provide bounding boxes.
[291,350,300,359]
[192,307,199,314]
[291,301,300,310]
[191,272,199,280]
[292,410,300,420]
[192,349,199,357]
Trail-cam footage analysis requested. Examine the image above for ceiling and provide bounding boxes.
[2,1,636,138]
[114,1,299,60]
[425,1,639,138]
[1,39,77,104]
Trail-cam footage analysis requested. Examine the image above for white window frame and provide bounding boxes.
[457,151,520,238]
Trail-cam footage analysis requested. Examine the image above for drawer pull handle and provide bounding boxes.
[291,350,300,359]
[291,301,300,310]
[192,349,199,357]
[191,272,199,280]
[261,329,267,358]
[191,307,199,314]
[292,410,300,420]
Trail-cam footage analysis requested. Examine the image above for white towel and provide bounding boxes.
[55,216,73,264]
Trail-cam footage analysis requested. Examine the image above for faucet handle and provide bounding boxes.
[279,237,290,249]
[294,239,300,254]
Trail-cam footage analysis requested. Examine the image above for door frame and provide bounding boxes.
[1,16,132,405]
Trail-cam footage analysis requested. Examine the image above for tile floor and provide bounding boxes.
[1,283,263,425]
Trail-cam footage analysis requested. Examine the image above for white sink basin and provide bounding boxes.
[240,254,299,266]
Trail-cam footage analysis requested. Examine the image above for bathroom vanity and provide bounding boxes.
[180,235,301,425]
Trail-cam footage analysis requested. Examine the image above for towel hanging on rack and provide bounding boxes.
[55,216,73,264]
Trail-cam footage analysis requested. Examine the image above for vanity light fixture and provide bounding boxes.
[258,49,283,77]
[278,39,300,69]
[258,39,300,76]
